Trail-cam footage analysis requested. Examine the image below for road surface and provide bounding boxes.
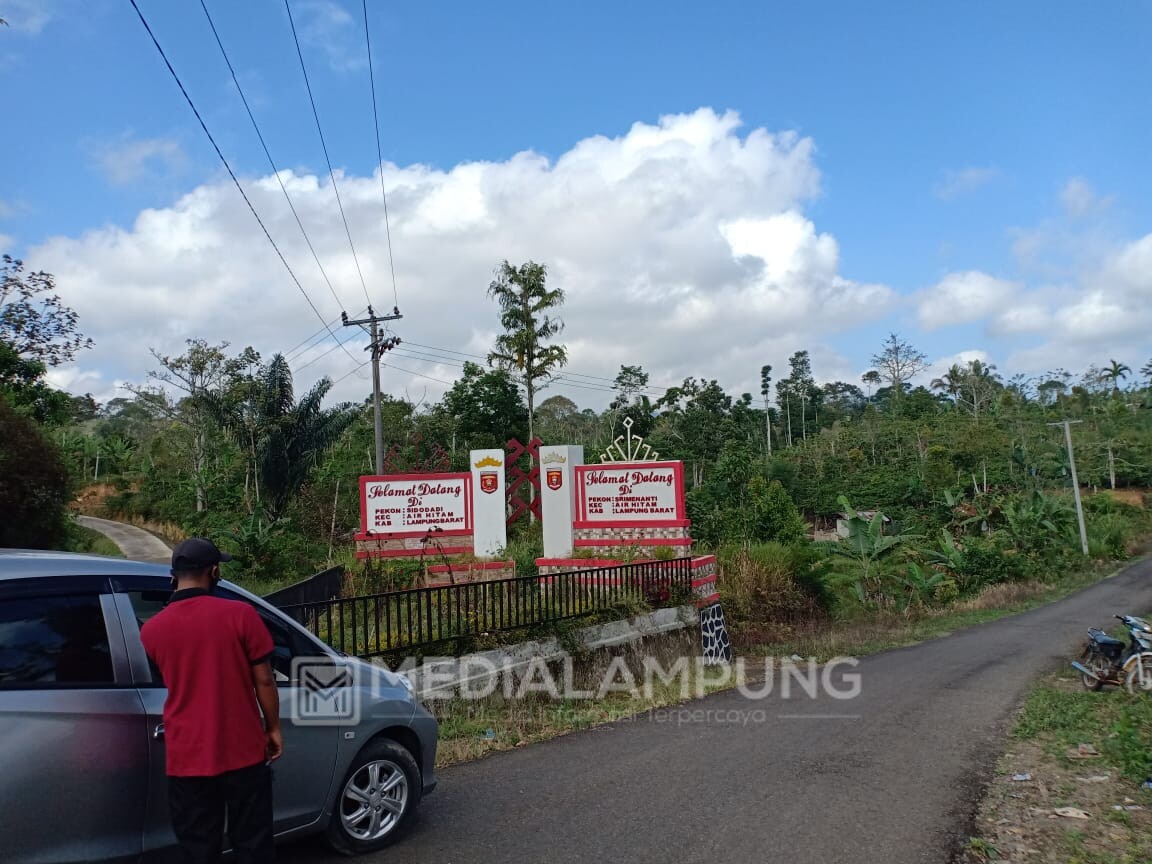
[76,515,172,564]
[283,557,1152,864]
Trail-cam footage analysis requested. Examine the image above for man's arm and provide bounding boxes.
[251,660,283,762]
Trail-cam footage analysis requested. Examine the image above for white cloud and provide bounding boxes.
[89,135,187,187]
[933,167,999,201]
[295,0,367,73]
[0,233,14,251]
[0,0,52,34]
[1001,234,1152,374]
[1060,177,1111,218]
[924,349,993,386]
[32,108,891,407]
[917,271,1017,330]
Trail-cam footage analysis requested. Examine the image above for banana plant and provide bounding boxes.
[830,495,919,606]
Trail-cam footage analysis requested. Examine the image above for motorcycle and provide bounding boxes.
[1071,614,1152,694]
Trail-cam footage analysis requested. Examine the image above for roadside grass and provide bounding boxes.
[65,523,124,558]
[1014,674,1152,784]
[737,559,1133,663]
[963,668,1152,863]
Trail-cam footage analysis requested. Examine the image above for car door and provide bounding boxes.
[109,577,341,853]
[0,576,148,864]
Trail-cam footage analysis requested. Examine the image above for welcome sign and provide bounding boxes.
[359,473,472,537]
[574,461,687,526]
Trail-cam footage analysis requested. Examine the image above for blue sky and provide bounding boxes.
[1,0,1150,405]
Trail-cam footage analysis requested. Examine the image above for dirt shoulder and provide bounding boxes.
[960,672,1152,863]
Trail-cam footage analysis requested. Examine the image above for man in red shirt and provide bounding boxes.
[141,538,283,864]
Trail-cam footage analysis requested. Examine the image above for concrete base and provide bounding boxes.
[390,605,700,699]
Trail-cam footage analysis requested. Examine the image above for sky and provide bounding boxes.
[1,0,1150,411]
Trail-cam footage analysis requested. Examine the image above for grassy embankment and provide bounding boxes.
[964,663,1152,863]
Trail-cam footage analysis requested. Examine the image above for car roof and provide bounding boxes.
[0,549,172,581]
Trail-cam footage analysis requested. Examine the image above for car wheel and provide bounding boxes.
[325,738,422,856]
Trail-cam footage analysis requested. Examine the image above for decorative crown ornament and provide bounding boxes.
[541,451,567,465]
[599,417,660,463]
[473,455,503,468]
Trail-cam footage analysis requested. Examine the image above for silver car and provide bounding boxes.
[0,550,438,863]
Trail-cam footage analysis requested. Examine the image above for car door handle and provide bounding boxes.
[153,723,165,740]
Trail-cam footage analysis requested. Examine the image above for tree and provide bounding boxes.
[1141,359,1152,388]
[760,365,773,456]
[610,364,654,438]
[129,339,260,512]
[0,398,70,548]
[1,254,93,366]
[439,361,528,453]
[870,334,928,412]
[787,350,816,439]
[1103,359,1132,394]
[243,355,358,523]
[487,260,567,519]
[0,340,72,424]
[861,370,882,400]
[933,360,1002,419]
[486,260,567,446]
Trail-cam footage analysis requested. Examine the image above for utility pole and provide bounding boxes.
[1048,419,1089,556]
[343,306,402,474]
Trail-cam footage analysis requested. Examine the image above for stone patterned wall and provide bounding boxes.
[355,534,474,557]
[422,561,515,587]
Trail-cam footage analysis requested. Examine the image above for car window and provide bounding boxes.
[124,587,314,683]
[0,594,115,687]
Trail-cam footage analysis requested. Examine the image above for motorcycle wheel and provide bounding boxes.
[1123,653,1152,695]
[1079,648,1108,692]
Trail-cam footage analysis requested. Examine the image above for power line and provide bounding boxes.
[381,362,456,387]
[295,332,364,372]
[127,0,357,367]
[200,0,347,315]
[283,0,373,310]
[389,346,665,398]
[402,339,669,390]
[284,308,365,361]
[332,360,371,387]
[361,0,399,312]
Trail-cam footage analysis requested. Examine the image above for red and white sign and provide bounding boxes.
[358,473,472,538]
[574,461,687,527]
[546,468,564,491]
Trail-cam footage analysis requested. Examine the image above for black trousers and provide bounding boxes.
[168,762,275,864]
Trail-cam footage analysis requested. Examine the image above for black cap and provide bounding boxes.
[171,537,233,573]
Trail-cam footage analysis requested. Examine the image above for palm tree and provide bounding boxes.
[212,354,357,522]
[1103,359,1131,394]
[1140,359,1152,388]
[930,364,964,400]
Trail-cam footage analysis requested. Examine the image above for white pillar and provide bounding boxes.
[539,445,584,558]
[469,449,507,557]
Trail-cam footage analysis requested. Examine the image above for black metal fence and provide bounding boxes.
[263,565,344,609]
[278,558,694,657]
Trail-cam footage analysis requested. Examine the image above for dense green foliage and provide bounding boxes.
[3,254,1150,615]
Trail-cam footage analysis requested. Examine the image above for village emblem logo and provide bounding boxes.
[546,469,563,491]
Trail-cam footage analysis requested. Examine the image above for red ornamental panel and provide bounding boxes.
[505,437,542,526]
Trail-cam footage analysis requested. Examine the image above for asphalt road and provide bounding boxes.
[76,515,172,563]
[283,558,1152,864]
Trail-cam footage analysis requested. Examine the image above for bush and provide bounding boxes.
[955,533,1032,587]
[0,398,71,548]
[1086,512,1136,559]
[718,542,832,626]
